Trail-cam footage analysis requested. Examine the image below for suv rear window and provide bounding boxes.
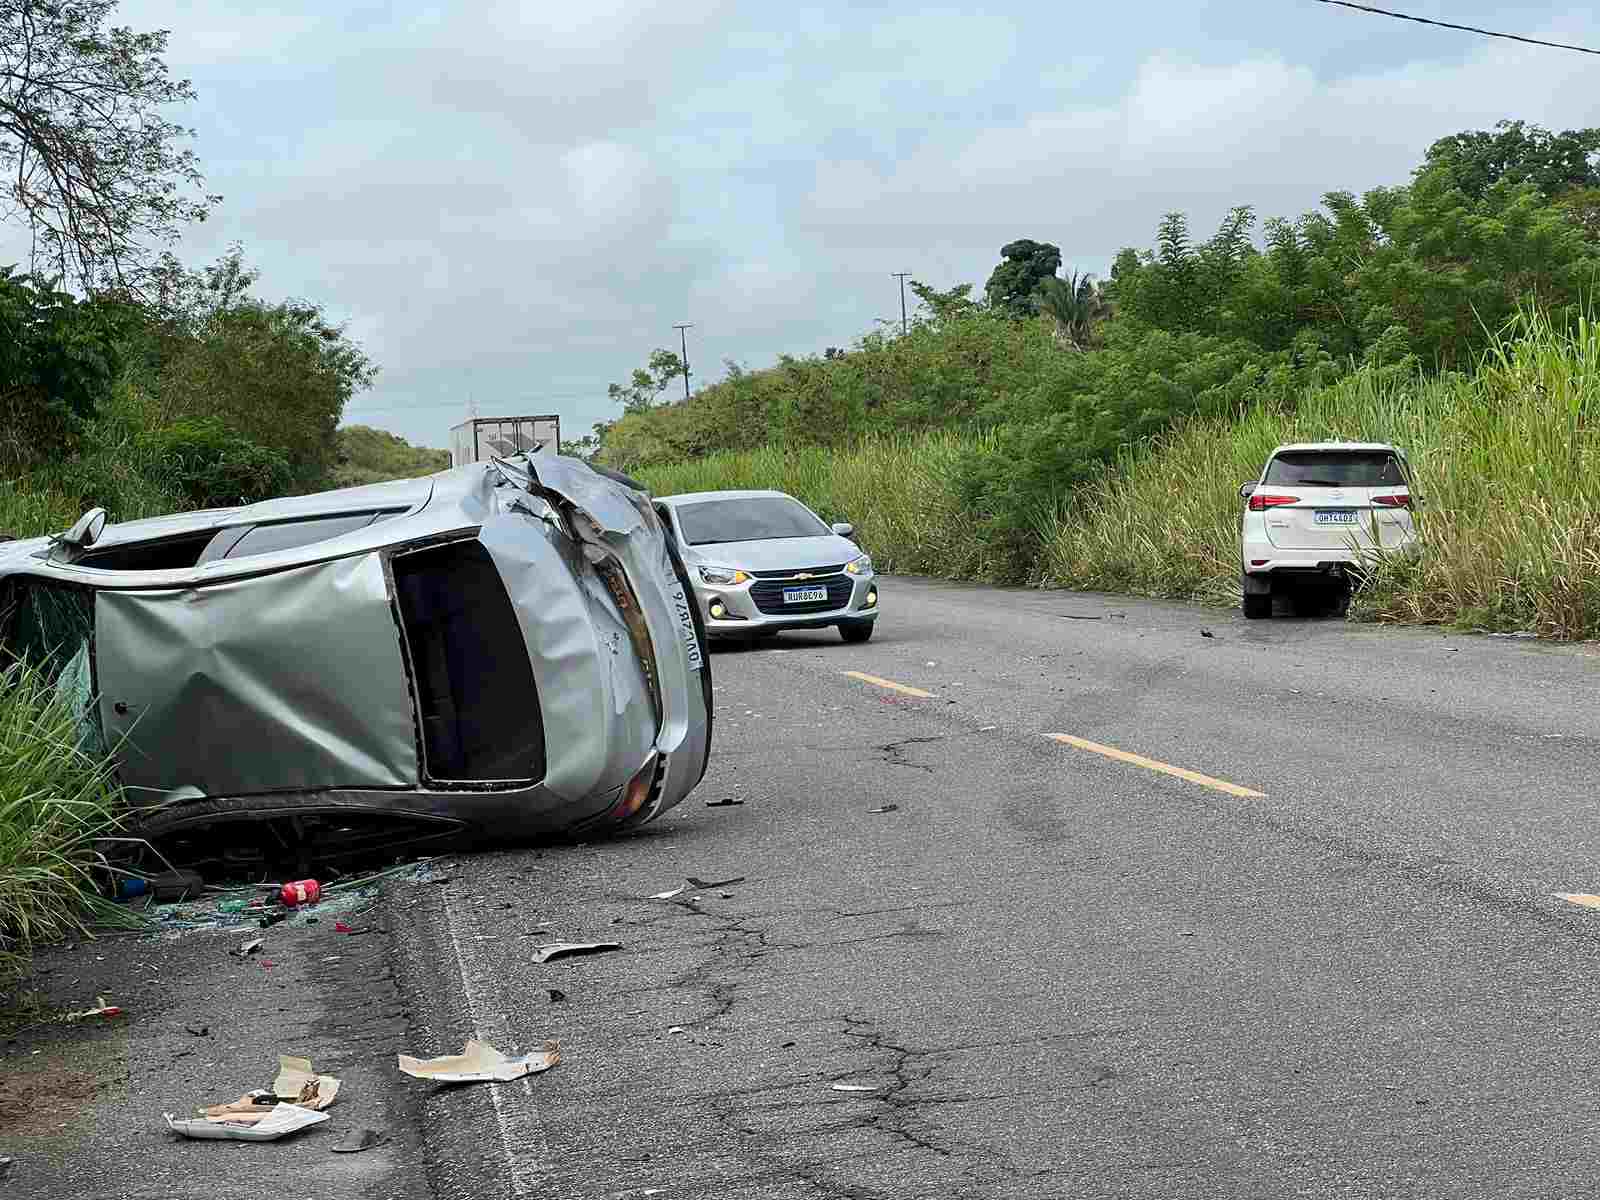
[1264,451,1407,487]
[392,540,546,784]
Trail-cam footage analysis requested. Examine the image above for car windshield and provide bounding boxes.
[676,497,829,545]
[1263,451,1407,487]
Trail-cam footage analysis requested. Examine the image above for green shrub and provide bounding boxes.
[135,419,293,509]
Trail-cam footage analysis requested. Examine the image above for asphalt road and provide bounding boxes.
[403,577,1600,1199]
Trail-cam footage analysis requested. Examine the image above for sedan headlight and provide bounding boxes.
[845,553,873,576]
[698,565,750,585]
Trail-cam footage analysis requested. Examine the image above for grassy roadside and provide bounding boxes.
[639,429,1016,582]
[1038,308,1600,638]
[638,309,1600,641]
[0,661,130,980]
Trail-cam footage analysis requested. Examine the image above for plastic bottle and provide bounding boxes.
[279,879,321,907]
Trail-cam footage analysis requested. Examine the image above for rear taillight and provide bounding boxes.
[1247,493,1300,511]
[1371,494,1412,508]
[607,753,659,823]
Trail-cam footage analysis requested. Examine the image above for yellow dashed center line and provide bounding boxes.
[841,671,936,699]
[1556,893,1600,909]
[1045,733,1267,799]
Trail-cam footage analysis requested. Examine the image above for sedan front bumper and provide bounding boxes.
[695,571,879,636]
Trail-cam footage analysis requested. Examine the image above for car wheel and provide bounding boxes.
[1241,592,1271,620]
[839,620,875,644]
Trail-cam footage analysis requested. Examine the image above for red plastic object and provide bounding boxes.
[279,879,321,907]
[334,920,353,934]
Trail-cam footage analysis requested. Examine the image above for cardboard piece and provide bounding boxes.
[397,1039,560,1083]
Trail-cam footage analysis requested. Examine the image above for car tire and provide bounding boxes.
[839,619,875,644]
[1241,592,1271,620]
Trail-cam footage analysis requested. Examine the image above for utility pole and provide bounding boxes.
[673,323,693,402]
[891,272,911,335]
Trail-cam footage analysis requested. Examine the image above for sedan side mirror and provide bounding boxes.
[831,522,854,537]
[1238,482,1257,499]
[60,506,107,548]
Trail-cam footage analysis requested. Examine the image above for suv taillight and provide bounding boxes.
[1247,493,1300,511]
[1371,494,1412,508]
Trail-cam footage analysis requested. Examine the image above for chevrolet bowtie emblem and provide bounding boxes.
[794,572,813,579]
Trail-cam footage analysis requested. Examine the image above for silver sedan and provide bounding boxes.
[653,490,879,643]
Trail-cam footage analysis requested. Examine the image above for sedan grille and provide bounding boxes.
[748,563,847,579]
[750,576,854,615]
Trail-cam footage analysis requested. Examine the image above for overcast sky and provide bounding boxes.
[14,2,1600,449]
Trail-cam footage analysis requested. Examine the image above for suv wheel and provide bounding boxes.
[1242,592,1271,620]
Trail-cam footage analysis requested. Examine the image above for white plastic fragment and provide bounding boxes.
[398,1038,560,1083]
[165,1104,328,1141]
[649,886,687,900]
[830,1083,879,1092]
[531,941,622,964]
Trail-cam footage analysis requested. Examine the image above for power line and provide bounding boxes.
[1312,1,1600,56]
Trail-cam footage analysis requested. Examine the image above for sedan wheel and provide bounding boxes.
[839,620,875,644]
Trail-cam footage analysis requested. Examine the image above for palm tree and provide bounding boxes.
[1037,270,1109,350]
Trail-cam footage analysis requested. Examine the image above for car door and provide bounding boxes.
[94,552,418,803]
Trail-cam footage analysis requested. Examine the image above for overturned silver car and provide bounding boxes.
[0,454,712,867]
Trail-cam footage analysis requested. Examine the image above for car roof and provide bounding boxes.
[656,490,794,504]
[1272,442,1403,453]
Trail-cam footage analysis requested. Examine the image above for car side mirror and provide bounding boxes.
[1238,483,1257,499]
[831,522,854,537]
[60,506,107,548]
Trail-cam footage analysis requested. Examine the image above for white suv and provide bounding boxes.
[1239,442,1418,618]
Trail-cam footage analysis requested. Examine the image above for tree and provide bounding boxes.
[606,348,685,414]
[0,266,121,471]
[908,279,981,325]
[137,247,377,489]
[1037,270,1109,350]
[1422,120,1600,202]
[983,239,1061,317]
[0,0,219,294]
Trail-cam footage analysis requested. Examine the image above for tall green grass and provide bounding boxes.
[1038,307,1600,638]
[0,661,131,978]
[640,429,1015,581]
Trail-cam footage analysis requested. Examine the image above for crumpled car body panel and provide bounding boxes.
[0,455,712,845]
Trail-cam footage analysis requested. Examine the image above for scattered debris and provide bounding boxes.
[258,911,288,929]
[830,1083,879,1092]
[272,1055,341,1111]
[185,1024,210,1037]
[65,997,122,1021]
[334,920,354,933]
[116,870,205,902]
[667,1026,686,1035]
[781,1041,796,1049]
[685,876,744,889]
[1107,611,1128,619]
[531,941,622,964]
[0,1156,11,1181]
[979,725,998,732]
[546,989,566,1003]
[705,797,744,807]
[398,1039,559,1083]
[868,805,899,814]
[1060,613,1101,621]
[1200,628,1215,639]
[234,938,264,958]
[165,1104,328,1142]
[649,886,687,900]
[166,1055,340,1142]
[279,879,321,906]
[331,1128,389,1154]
